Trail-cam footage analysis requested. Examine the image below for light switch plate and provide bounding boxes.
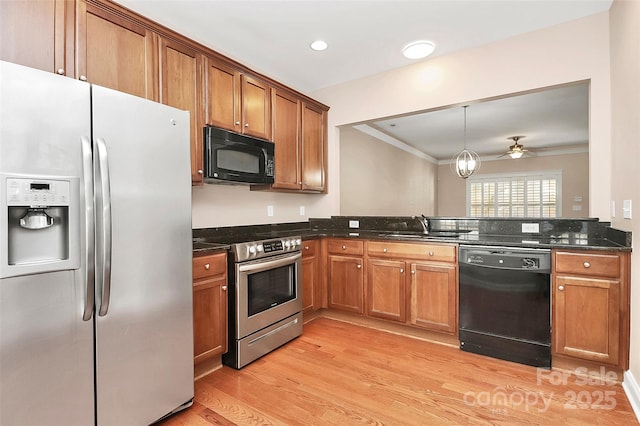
[299,206,305,216]
[521,223,539,233]
[623,199,632,219]
[349,220,360,229]
[267,205,274,217]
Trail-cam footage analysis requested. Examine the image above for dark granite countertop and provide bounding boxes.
[193,216,632,255]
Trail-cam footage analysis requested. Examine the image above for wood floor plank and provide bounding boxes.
[161,317,638,425]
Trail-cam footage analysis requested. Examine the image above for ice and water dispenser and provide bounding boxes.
[1,174,80,278]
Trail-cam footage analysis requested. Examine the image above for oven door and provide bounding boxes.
[235,252,302,339]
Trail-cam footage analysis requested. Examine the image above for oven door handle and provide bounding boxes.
[237,252,302,273]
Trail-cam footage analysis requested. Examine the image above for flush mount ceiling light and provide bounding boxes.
[451,106,481,179]
[310,40,328,51]
[402,40,435,59]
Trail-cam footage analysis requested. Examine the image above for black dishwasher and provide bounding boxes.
[458,245,551,368]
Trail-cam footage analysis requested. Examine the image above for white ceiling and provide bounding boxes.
[114,0,608,159]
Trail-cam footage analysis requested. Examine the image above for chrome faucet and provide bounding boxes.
[413,215,430,234]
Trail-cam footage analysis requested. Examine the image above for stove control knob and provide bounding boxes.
[284,240,291,248]
[296,238,302,246]
[249,245,257,254]
[257,244,264,252]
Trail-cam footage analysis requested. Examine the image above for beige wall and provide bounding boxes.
[311,12,610,221]
[610,0,640,392]
[339,126,437,215]
[437,152,589,217]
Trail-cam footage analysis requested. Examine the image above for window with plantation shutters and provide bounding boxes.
[467,171,561,218]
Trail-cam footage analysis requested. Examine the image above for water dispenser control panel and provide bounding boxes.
[6,178,71,207]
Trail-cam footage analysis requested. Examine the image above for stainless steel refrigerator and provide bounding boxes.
[0,60,194,425]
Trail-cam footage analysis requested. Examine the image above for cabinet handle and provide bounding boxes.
[400,268,404,273]
[428,251,434,256]
[411,270,415,274]
[357,264,362,269]
[558,285,565,291]
[56,68,65,75]
[197,169,203,175]
[304,246,310,250]
[583,262,591,268]
[79,75,87,82]
[204,263,210,270]
[245,123,249,127]
[342,245,346,250]
[222,285,227,291]
[383,248,388,253]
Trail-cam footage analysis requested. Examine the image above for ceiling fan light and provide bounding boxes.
[402,40,435,59]
[509,151,523,159]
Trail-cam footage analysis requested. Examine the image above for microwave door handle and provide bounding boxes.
[95,138,112,317]
[81,136,95,321]
[237,252,301,273]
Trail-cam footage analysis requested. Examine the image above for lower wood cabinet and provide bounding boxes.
[192,252,228,370]
[366,258,406,322]
[410,262,457,333]
[327,239,364,314]
[552,250,630,369]
[302,239,319,313]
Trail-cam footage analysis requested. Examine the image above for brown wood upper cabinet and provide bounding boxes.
[77,1,157,100]
[0,0,75,77]
[552,250,630,369]
[159,38,204,184]
[271,88,328,192]
[205,57,271,140]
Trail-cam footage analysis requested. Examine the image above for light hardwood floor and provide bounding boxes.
[161,317,638,425]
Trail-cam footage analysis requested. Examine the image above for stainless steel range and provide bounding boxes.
[222,236,303,369]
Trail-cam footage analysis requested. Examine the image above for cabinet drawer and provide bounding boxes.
[302,239,318,257]
[327,239,364,255]
[554,251,621,278]
[367,241,456,263]
[193,252,227,280]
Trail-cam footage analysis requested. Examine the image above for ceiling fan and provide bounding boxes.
[499,136,529,159]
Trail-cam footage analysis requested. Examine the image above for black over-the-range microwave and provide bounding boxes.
[203,125,275,184]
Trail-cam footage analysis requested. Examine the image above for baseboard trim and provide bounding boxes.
[623,370,640,422]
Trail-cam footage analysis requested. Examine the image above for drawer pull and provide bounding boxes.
[558,285,565,291]
[400,268,404,273]
[383,248,388,253]
[305,246,310,250]
[357,264,362,269]
[222,285,228,291]
[342,245,346,250]
[204,263,210,270]
[411,270,415,275]
[428,251,434,256]
[583,262,591,268]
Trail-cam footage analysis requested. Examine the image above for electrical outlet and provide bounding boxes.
[521,223,539,233]
[299,206,305,216]
[349,220,360,229]
[267,205,274,217]
[611,200,616,218]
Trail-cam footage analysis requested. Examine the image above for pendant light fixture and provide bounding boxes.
[451,105,480,179]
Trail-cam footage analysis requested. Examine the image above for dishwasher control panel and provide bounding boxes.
[460,245,551,272]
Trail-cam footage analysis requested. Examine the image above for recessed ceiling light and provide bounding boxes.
[402,40,435,59]
[310,40,328,51]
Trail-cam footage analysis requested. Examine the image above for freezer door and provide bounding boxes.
[91,85,194,425]
[0,61,94,425]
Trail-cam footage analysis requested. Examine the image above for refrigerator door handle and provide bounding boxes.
[95,138,112,317]
[81,136,95,321]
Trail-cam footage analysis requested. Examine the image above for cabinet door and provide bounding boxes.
[78,2,157,100]
[272,89,301,190]
[302,253,317,313]
[328,255,364,314]
[160,38,203,184]
[367,259,406,322]
[205,57,240,132]
[1,0,74,76]
[241,74,271,139]
[410,262,457,334]
[193,276,228,364]
[554,276,620,365]
[301,102,326,192]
